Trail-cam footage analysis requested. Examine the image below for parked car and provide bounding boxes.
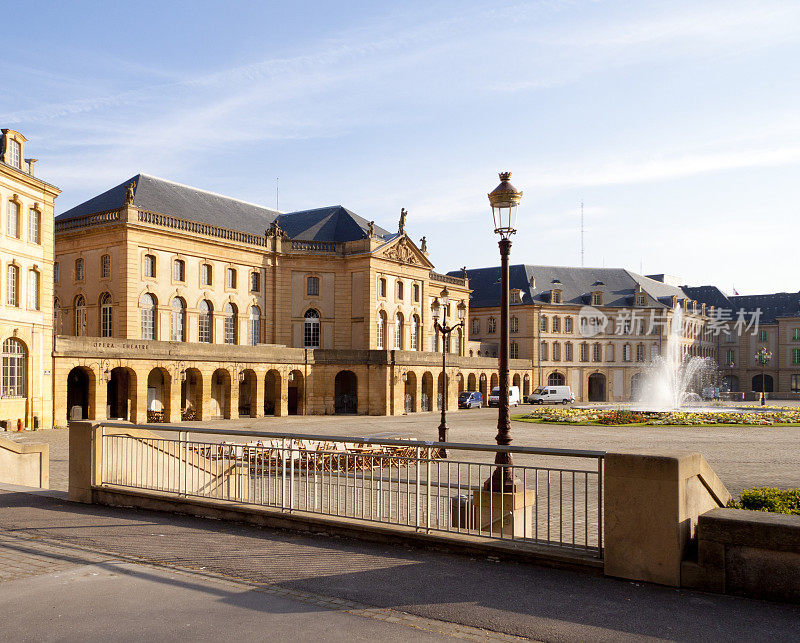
[528,386,574,405]
[458,391,483,409]
[487,386,521,407]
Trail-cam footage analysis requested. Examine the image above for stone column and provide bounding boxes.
[167,374,182,423]
[229,370,240,419]
[274,372,288,417]
[68,421,102,503]
[253,371,266,418]
[134,369,149,424]
[94,374,108,421]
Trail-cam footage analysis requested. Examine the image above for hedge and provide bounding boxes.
[728,487,800,515]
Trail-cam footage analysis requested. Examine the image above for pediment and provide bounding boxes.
[376,235,433,268]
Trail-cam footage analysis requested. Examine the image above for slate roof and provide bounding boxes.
[56,174,280,235]
[56,174,390,243]
[680,285,733,311]
[453,265,690,309]
[729,292,800,323]
[275,205,391,242]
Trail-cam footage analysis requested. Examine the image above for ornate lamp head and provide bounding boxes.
[488,171,522,238]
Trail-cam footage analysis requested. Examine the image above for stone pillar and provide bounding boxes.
[68,420,102,503]
[253,371,266,418]
[167,374,181,424]
[604,451,730,587]
[94,374,108,421]
[134,370,149,424]
[274,373,288,417]
[229,371,240,419]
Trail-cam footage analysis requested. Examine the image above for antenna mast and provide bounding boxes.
[580,200,585,267]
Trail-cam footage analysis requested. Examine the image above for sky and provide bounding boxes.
[2,0,799,295]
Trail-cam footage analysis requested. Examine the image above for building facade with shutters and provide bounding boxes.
[52,174,530,426]
[0,129,61,430]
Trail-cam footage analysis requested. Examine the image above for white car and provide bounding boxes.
[487,386,521,407]
[528,386,574,405]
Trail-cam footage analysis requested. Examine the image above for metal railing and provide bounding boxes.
[97,425,604,557]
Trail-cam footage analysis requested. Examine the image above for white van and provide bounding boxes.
[528,386,574,405]
[487,386,521,407]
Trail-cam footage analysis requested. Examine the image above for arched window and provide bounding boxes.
[248,306,261,346]
[377,311,387,349]
[1,338,26,397]
[540,315,548,332]
[100,293,113,337]
[170,298,186,342]
[224,303,238,344]
[410,314,420,350]
[198,300,212,343]
[511,316,519,333]
[548,372,565,386]
[6,265,18,306]
[74,295,86,336]
[394,313,403,349]
[304,309,320,348]
[488,317,496,333]
[141,294,156,340]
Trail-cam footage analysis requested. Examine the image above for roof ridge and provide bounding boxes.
[137,173,282,214]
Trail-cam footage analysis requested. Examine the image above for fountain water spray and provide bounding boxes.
[635,305,718,410]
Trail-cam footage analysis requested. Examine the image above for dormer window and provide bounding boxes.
[635,294,646,307]
[510,289,523,304]
[591,291,603,306]
[551,289,562,304]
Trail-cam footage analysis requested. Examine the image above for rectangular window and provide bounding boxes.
[636,344,645,362]
[540,342,548,361]
[593,343,602,362]
[201,264,212,286]
[592,293,602,306]
[6,265,17,306]
[565,343,573,361]
[552,342,560,361]
[8,139,21,167]
[793,349,800,365]
[141,308,155,341]
[396,281,404,300]
[101,254,111,278]
[198,312,211,343]
[552,317,561,333]
[413,284,420,302]
[173,259,185,282]
[759,329,767,341]
[793,328,800,341]
[580,343,588,362]
[510,342,519,359]
[623,344,632,362]
[792,374,800,393]
[27,270,39,310]
[7,201,19,238]
[28,208,40,244]
[307,276,320,296]
[250,272,260,292]
[565,317,573,333]
[379,278,386,298]
[226,268,237,289]
[144,255,155,278]
[54,262,59,284]
[607,344,615,362]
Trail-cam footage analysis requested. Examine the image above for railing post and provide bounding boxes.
[426,449,431,532]
[289,439,295,511]
[597,456,603,556]
[281,437,287,510]
[180,430,187,498]
[415,445,421,530]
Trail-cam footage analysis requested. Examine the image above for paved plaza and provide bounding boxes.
[6,404,800,495]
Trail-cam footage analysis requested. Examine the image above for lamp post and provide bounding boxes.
[754,346,772,406]
[431,289,466,454]
[484,171,523,493]
[727,361,735,395]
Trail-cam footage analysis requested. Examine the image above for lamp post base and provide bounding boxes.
[483,453,522,493]
[437,421,449,458]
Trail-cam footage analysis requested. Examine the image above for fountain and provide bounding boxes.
[634,305,718,410]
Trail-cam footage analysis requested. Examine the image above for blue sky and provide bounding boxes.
[3,0,799,294]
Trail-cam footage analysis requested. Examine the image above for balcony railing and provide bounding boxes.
[55,209,121,232]
[137,210,268,247]
[97,424,604,557]
[290,240,338,253]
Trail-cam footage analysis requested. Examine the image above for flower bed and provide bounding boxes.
[515,407,800,426]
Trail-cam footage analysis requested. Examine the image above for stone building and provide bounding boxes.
[455,265,716,402]
[0,129,61,430]
[53,174,529,426]
[683,286,800,398]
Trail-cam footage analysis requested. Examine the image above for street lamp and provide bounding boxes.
[484,171,523,493]
[754,346,772,406]
[431,287,466,454]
